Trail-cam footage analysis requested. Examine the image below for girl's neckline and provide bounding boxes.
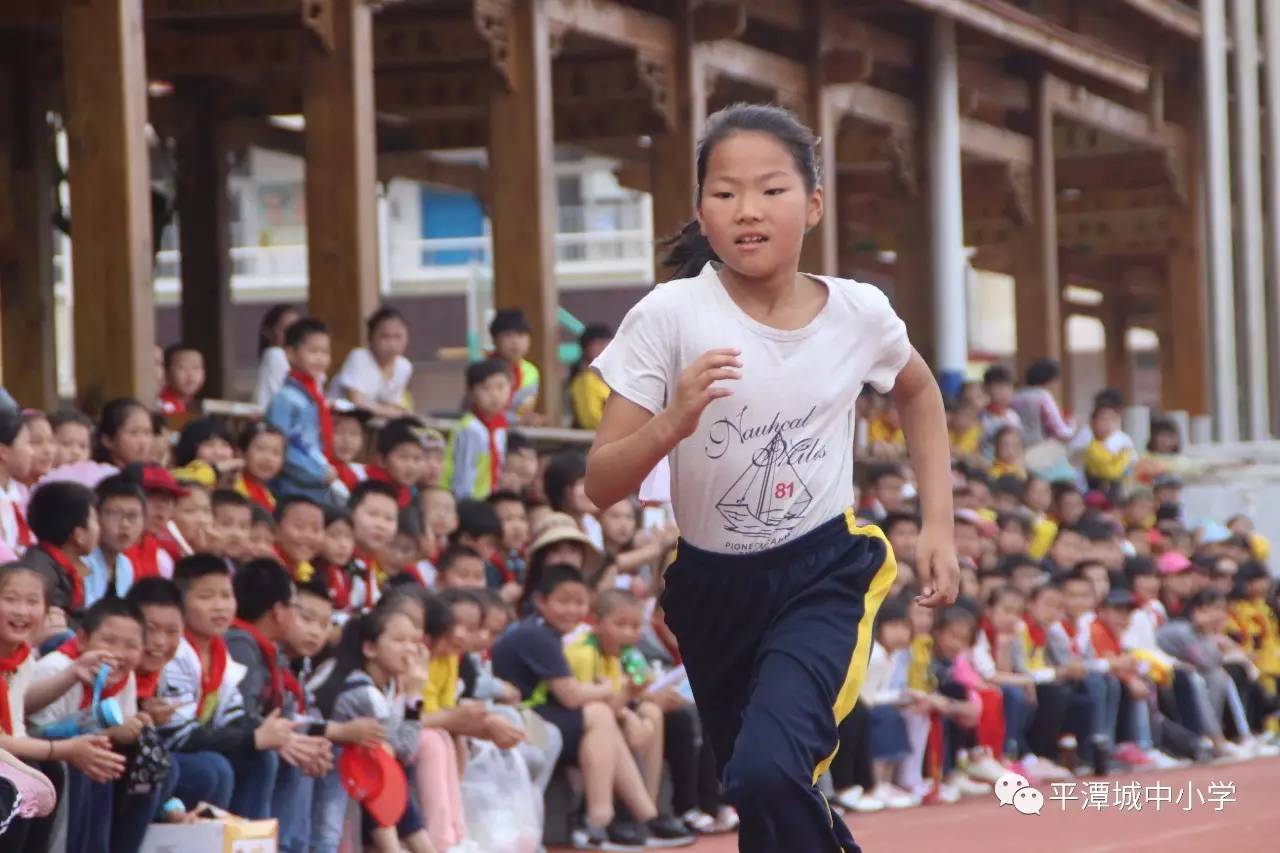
[703,263,831,341]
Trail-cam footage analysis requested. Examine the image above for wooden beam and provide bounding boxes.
[174,91,233,398]
[377,151,490,202]
[64,0,157,412]
[303,0,378,363]
[144,0,299,20]
[1044,75,1185,150]
[828,83,916,132]
[1103,285,1130,395]
[489,0,560,421]
[544,0,675,61]
[1116,0,1201,39]
[1056,150,1184,191]
[743,0,804,30]
[893,0,1150,93]
[692,1,746,42]
[959,118,1032,165]
[699,40,806,110]
[0,57,57,410]
[650,0,704,277]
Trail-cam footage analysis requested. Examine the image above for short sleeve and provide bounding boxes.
[861,286,912,394]
[519,626,572,681]
[331,349,378,400]
[590,295,673,415]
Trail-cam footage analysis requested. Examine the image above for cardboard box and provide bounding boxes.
[140,817,277,853]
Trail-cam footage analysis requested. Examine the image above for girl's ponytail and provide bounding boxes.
[658,219,720,282]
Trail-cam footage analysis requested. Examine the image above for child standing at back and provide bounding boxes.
[488,309,540,424]
[158,343,206,416]
[368,418,431,509]
[328,307,414,419]
[1083,400,1135,501]
[0,410,33,557]
[235,421,286,514]
[585,104,957,851]
[265,319,338,502]
[443,359,511,500]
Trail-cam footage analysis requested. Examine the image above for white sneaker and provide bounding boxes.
[1023,755,1073,782]
[1218,740,1253,761]
[965,754,1013,784]
[947,773,991,796]
[1147,749,1184,770]
[935,782,961,804]
[679,809,715,834]
[1251,740,1280,758]
[871,783,920,809]
[834,786,885,813]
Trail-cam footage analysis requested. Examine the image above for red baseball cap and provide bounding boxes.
[338,745,407,828]
[141,464,189,498]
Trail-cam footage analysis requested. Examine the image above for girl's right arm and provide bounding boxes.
[585,348,741,510]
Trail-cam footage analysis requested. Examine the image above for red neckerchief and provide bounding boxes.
[325,562,351,610]
[126,533,162,579]
[155,533,184,561]
[288,370,335,461]
[1023,615,1047,649]
[158,386,189,415]
[491,551,515,585]
[230,618,300,713]
[239,473,276,514]
[979,615,999,650]
[1090,619,1122,658]
[10,503,33,550]
[472,407,509,494]
[1060,617,1080,654]
[334,461,361,491]
[136,668,160,700]
[38,542,85,611]
[365,464,411,508]
[398,563,427,587]
[0,643,30,735]
[186,631,228,723]
[57,637,128,709]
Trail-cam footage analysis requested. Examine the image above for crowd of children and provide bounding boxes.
[0,305,1278,851]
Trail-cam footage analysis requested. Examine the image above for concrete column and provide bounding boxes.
[1201,0,1240,441]
[1261,1,1280,434]
[927,16,967,398]
[1231,0,1269,438]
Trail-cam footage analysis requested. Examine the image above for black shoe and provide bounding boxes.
[1093,740,1111,776]
[573,821,645,851]
[645,815,696,848]
[607,819,649,849]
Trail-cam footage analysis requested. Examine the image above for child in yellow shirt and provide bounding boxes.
[1083,402,1135,500]
[1227,563,1280,686]
[565,590,666,803]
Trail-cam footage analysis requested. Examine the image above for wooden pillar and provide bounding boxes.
[893,191,935,364]
[0,54,57,410]
[1103,287,1130,396]
[174,90,233,399]
[488,0,560,422]
[1013,73,1061,381]
[650,0,705,281]
[63,0,156,413]
[303,0,378,367]
[1162,213,1210,415]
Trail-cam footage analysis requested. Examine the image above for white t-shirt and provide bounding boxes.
[254,347,290,410]
[328,347,413,408]
[29,651,139,730]
[592,263,911,554]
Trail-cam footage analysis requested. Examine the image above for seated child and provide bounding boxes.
[368,418,431,509]
[235,421,286,514]
[443,359,511,500]
[273,495,325,583]
[158,343,205,417]
[0,563,125,851]
[171,481,219,556]
[265,319,337,502]
[51,410,94,467]
[488,490,530,603]
[27,598,162,853]
[1083,401,1135,501]
[327,306,414,419]
[249,505,278,560]
[211,490,255,567]
[450,499,505,587]
[492,564,684,848]
[988,427,1027,482]
[0,409,32,556]
[318,506,356,617]
[488,309,540,424]
[330,405,371,491]
[126,465,187,579]
[434,545,487,591]
[386,507,429,587]
[497,430,539,497]
[347,481,402,611]
[420,487,458,566]
[20,412,54,487]
[158,555,297,818]
[89,472,147,605]
[24,482,99,642]
[312,605,433,853]
[171,418,239,489]
[973,587,1037,766]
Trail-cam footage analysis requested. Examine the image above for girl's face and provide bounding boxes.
[332,418,364,464]
[145,492,176,535]
[386,533,418,569]
[197,437,234,466]
[55,422,92,467]
[323,519,356,566]
[494,499,529,552]
[107,408,154,466]
[174,490,213,544]
[1152,429,1179,453]
[1132,573,1160,601]
[0,424,32,482]
[424,490,458,538]
[542,541,585,570]
[370,317,409,364]
[934,620,973,659]
[24,418,55,479]
[0,571,45,648]
[444,601,482,654]
[600,501,637,549]
[996,430,1024,462]
[366,612,420,680]
[246,433,286,481]
[288,594,332,659]
[1025,478,1051,513]
[697,131,821,280]
[877,620,911,651]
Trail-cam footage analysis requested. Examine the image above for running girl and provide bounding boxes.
[585,104,959,852]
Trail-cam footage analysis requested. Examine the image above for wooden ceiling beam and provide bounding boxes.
[1045,75,1185,150]
[700,41,806,109]
[144,0,301,21]
[543,0,675,62]
[1115,0,1200,40]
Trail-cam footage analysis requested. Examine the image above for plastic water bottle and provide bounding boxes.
[39,663,124,739]
[621,647,651,686]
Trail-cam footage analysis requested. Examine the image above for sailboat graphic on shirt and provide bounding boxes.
[716,431,813,537]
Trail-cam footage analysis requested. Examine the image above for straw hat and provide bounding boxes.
[529,512,603,574]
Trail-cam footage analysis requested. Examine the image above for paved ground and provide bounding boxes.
[556,756,1280,852]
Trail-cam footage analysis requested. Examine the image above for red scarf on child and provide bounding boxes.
[352,550,381,608]
[1090,619,1123,658]
[187,631,228,724]
[57,636,128,708]
[1022,615,1047,650]
[37,542,85,611]
[10,504,33,551]
[1059,617,1082,655]
[333,462,361,491]
[365,465,411,508]
[135,669,160,700]
[125,533,168,580]
[979,616,999,650]
[158,386,190,416]
[289,370,335,461]
[238,473,276,514]
[0,643,30,735]
[326,563,351,611]
[230,619,304,713]
[472,407,509,494]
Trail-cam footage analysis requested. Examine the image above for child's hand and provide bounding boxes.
[483,713,526,750]
[499,582,522,606]
[663,349,742,439]
[253,709,299,751]
[141,698,177,726]
[497,680,522,705]
[647,688,685,713]
[914,525,960,608]
[339,717,386,746]
[67,734,127,783]
[70,649,117,685]
[112,713,150,745]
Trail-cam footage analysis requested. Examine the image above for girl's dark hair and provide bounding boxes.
[0,409,25,446]
[659,103,821,281]
[1147,416,1181,453]
[0,561,50,607]
[1024,358,1061,387]
[423,592,455,640]
[543,450,587,514]
[237,419,285,453]
[93,398,150,463]
[985,584,1025,609]
[315,606,409,717]
[366,306,408,341]
[50,409,93,432]
[258,304,298,356]
[174,417,232,467]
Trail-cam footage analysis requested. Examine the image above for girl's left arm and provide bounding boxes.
[890,350,959,607]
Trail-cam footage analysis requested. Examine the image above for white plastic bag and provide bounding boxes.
[460,740,540,853]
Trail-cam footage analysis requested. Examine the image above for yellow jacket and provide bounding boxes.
[569,369,611,431]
